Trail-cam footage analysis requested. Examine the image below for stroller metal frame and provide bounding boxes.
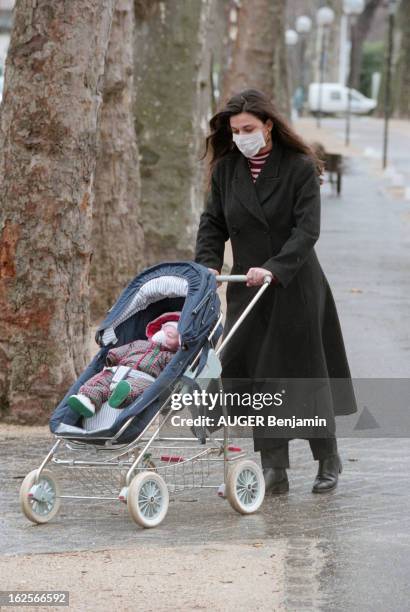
[20,274,272,527]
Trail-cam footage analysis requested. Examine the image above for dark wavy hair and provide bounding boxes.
[201,88,324,188]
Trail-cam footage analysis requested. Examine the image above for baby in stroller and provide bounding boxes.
[68,311,182,418]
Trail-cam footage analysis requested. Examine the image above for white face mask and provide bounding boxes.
[232,129,266,158]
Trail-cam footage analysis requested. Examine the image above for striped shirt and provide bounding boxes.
[247,149,270,182]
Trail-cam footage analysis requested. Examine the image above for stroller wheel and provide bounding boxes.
[226,460,265,515]
[127,472,169,528]
[19,469,61,524]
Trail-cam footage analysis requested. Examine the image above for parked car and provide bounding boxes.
[308,82,376,116]
[0,75,4,103]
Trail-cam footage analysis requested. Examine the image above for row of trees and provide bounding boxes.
[0,0,289,423]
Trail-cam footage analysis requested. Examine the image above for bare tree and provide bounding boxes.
[311,0,343,84]
[393,0,410,118]
[222,0,290,117]
[348,0,383,90]
[133,0,217,266]
[90,0,145,319]
[0,0,116,423]
[326,0,343,83]
[209,0,230,114]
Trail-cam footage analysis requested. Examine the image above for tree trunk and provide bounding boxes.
[0,0,115,424]
[209,0,230,114]
[327,0,343,83]
[393,0,410,118]
[133,0,217,266]
[376,5,401,117]
[312,0,342,84]
[90,0,145,319]
[222,0,290,118]
[349,0,383,90]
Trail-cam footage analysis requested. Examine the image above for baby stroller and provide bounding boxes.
[19,261,272,528]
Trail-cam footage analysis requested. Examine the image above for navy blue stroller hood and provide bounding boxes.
[49,261,223,443]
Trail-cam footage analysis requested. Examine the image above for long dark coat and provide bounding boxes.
[194,141,358,451]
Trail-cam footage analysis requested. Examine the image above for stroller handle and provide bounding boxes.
[213,273,272,357]
[215,274,272,284]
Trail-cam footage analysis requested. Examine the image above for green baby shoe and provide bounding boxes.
[108,380,131,408]
[68,394,96,418]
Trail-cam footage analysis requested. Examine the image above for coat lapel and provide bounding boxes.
[232,141,282,228]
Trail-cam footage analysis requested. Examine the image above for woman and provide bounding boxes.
[194,89,357,495]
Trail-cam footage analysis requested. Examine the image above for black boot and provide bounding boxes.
[312,453,342,494]
[263,468,289,494]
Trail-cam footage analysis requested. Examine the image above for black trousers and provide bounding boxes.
[260,437,338,469]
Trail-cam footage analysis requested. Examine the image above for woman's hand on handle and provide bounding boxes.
[207,267,222,288]
[246,267,273,287]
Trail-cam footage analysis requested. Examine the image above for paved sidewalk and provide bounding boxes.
[2,427,410,611]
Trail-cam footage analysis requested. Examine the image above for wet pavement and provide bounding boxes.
[2,427,410,611]
[316,150,410,378]
[2,147,410,611]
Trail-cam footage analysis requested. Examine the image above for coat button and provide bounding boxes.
[231,225,240,235]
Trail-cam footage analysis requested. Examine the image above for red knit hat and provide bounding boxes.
[145,311,181,339]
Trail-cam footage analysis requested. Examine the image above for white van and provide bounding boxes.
[308,83,376,116]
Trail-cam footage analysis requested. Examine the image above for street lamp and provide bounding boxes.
[296,15,312,33]
[295,15,312,115]
[316,7,335,128]
[343,0,365,146]
[383,0,398,169]
[285,29,298,47]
